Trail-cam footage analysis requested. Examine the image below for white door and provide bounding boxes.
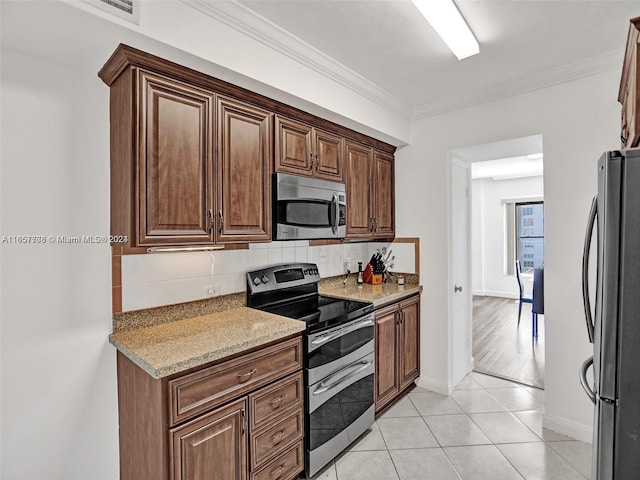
[450,157,473,387]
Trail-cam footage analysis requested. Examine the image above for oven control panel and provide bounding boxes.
[246,263,321,294]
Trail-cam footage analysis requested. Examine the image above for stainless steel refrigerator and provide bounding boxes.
[581,150,640,480]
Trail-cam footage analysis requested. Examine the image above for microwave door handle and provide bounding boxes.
[331,193,339,235]
[582,196,597,343]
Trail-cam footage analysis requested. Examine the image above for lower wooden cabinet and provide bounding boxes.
[171,399,247,480]
[116,336,303,480]
[374,294,420,413]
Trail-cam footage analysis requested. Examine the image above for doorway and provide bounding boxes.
[449,134,545,389]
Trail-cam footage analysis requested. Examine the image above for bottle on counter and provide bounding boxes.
[357,262,364,284]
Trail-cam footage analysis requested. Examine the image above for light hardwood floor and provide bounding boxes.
[472,296,545,388]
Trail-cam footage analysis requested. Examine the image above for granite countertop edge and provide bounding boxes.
[318,282,422,307]
[110,308,306,379]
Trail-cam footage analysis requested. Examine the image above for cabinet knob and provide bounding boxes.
[454,285,463,293]
[218,210,224,234]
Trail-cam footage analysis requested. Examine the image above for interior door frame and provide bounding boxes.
[447,154,474,390]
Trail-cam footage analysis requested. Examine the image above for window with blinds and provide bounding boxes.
[504,199,544,275]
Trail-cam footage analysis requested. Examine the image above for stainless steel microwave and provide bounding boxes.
[273,173,346,240]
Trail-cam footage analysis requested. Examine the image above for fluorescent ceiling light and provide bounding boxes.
[411,0,479,60]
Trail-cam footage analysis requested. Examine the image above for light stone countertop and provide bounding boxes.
[109,307,305,379]
[319,280,422,308]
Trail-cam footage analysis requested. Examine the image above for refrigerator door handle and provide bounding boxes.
[580,356,596,404]
[582,196,597,343]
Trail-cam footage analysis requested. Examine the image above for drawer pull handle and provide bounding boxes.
[268,394,286,407]
[269,429,286,443]
[269,464,286,478]
[236,368,257,382]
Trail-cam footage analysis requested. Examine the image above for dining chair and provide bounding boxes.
[515,260,534,327]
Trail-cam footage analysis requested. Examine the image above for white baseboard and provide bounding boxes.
[543,412,593,444]
[416,375,451,396]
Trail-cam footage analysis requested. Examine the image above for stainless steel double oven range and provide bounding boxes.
[246,263,375,478]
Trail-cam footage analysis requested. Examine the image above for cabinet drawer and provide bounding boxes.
[249,371,303,431]
[251,440,303,480]
[169,337,302,426]
[251,410,303,470]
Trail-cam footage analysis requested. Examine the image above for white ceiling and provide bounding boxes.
[237,0,640,117]
[1,0,639,125]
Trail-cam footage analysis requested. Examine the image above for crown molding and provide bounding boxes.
[182,0,411,120]
[412,49,624,120]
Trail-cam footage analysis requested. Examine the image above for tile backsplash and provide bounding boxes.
[121,240,417,312]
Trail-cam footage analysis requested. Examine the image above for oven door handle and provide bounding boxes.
[313,359,373,395]
[310,318,374,347]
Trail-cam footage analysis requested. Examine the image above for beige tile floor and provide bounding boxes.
[310,372,592,480]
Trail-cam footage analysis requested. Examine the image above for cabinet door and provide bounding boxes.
[399,296,420,390]
[139,71,214,245]
[373,151,395,238]
[345,142,373,237]
[171,398,247,480]
[217,97,272,243]
[275,116,313,176]
[314,129,344,181]
[374,304,399,410]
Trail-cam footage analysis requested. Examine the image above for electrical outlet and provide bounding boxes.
[204,285,216,298]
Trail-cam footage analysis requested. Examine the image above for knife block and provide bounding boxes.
[363,263,382,285]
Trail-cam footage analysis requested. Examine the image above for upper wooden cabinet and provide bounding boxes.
[345,142,395,239]
[345,142,373,237]
[373,151,395,238]
[217,97,272,243]
[99,44,396,246]
[103,67,271,247]
[619,17,640,149]
[107,68,216,247]
[275,116,344,181]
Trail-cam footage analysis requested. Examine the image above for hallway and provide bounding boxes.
[472,296,544,388]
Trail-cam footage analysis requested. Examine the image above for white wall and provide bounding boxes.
[395,68,619,441]
[472,175,544,298]
[1,49,118,479]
